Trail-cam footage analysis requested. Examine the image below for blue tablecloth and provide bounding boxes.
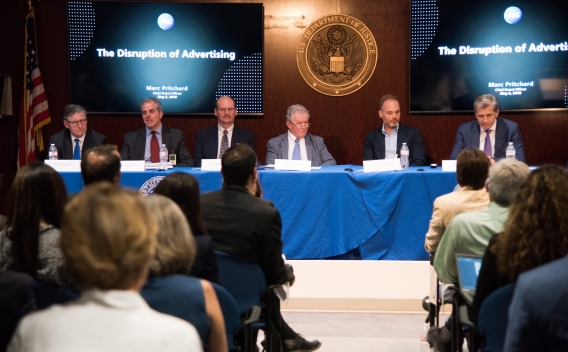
[62,165,458,260]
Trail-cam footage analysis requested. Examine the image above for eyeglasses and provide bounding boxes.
[289,121,310,128]
[66,119,87,126]
[216,108,235,113]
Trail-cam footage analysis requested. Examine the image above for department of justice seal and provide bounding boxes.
[139,176,166,195]
[297,15,378,96]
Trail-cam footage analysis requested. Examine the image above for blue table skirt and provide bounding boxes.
[62,165,458,260]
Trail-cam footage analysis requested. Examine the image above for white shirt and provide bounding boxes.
[382,124,399,159]
[287,130,307,160]
[217,124,234,158]
[70,133,86,156]
[478,120,497,157]
[8,289,202,352]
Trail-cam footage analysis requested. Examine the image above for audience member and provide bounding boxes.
[0,270,35,352]
[470,165,568,325]
[450,94,525,162]
[265,104,335,166]
[434,159,530,285]
[81,144,121,186]
[49,104,107,160]
[364,94,425,165]
[141,195,227,352]
[8,183,202,352]
[154,172,219,284]
[425,148,490,252]
[193,96,256,166]
[0,162,70,287]
[202,144,321,352]
[121,97,194,166]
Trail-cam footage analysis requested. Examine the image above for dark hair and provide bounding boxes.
[221,144,257,186]
[81,145,121,186]
[379,94,399,110]
[495,165,568,281]
[473,94,499,113]
[5,162,68,277]
[456,148,491,190]
[153,172,207,235]
[63,104,87,121]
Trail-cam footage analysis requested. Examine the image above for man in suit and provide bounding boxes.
[193,95,256,166]
[363,94,426,166]
[450,94,526,162]
[49,104,107,160]
[265,104,336,166]
[120,97,194,166]
[201,144,321,352]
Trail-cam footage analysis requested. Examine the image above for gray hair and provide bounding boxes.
[286,104,310,122]
[473,94,499,113]
[488,159,531,206]
[141,97,163,112]
[63,104,87,121]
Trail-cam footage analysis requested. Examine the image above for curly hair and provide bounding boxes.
[494,165,568,281]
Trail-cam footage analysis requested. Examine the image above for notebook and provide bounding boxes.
[456,253,483,304]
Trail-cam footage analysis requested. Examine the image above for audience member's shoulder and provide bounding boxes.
[520,254,568,284]
[0,269,34,293]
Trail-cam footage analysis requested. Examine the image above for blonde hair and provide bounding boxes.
[61,183,157,291]
[144,194,197,276]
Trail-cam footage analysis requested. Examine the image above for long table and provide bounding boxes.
[60,165,458,260]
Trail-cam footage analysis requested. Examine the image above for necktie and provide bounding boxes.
[219,130,228,158]
[483,129,492,157]
[292,138,301,160]
[150,131,160,162]
[73,139,81,160]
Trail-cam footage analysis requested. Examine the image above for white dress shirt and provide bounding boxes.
[287,130,307,160]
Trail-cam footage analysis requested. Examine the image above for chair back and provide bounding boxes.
[33,280,79,310]
[477,283,515,352]
[211,282,242,352]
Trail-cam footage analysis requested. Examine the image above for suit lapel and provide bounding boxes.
[471,122,481,150]
[494,118,507,155]
[280,134,288,159]
[396,124,405,156]
[82,130,93,156]
[377,130,386,159]
[63,130,73,159]
[161,126,171,153]
[209,127,218,157]
[135,128,147,160]
[230,126,239,146]
[305,134,314,162]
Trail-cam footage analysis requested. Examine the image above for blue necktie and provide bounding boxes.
[292,138,301,160]
[483,129,492,157]
[73,139,81,160]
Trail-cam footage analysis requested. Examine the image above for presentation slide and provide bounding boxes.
[410,0,568,112]
[68,2,263,114]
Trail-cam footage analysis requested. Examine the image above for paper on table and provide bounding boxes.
[145,162,173,170]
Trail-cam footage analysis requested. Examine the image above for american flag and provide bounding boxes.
[18,8,51,168]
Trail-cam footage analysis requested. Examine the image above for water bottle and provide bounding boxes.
[506,142,516,159]
[420,322,430,352]
[159,144,168,170]
[400,142,409,169]
[48,143,58,160]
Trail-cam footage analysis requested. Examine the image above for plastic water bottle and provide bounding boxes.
[159,144,168,170]
[420,322,430,352]
[506,142,516,159]
[48,143,58,160]
[400,142,409,169]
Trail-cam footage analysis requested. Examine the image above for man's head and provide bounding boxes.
[214,96,237,129]
[378,94,400,133]
[473,94,499,130]
[487,158,531,206]
[141,97,163,131]
[286,104,310,139]
[81,145,121,186]
[63,104,88,139]
[456,148,491,190]
[221,144,257,187]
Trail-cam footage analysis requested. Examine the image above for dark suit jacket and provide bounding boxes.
[450,118,526,162]
[193,125,256,166]
[265,133,336,166]
[120,125,194,166]
[200,185,291,286]
[0,270,35,351]
[363,123,426,166]
[48,129,108,160]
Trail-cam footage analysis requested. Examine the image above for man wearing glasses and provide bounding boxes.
[265,104,336,166]
[193,95,256,166]
[48,104,108,160]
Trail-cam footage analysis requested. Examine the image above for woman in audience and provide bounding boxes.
[0,162,70,286]
[471,165,568,324]
[8,183,202,352]
[141,195,227,352]
[154,172,219,283]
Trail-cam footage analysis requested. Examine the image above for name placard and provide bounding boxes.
[442,160,457,172]
[121,160,146,172]
[201,159,222,171]
[44,160,81,171]
[275,159,311,171]
[363,159,401,172]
